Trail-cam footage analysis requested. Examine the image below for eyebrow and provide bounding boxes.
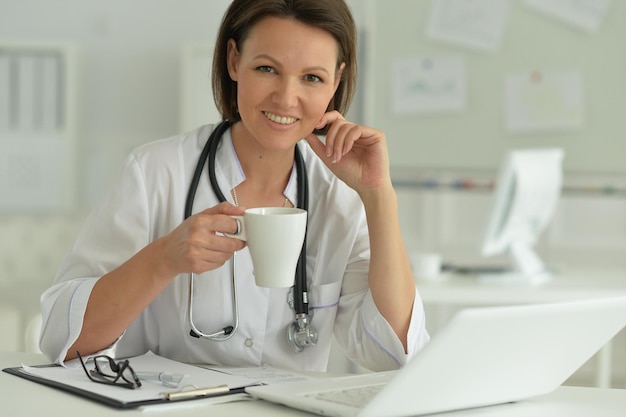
[252,54,332,76]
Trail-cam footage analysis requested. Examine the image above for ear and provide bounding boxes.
[333,62,346,92]
[226,39,240,81]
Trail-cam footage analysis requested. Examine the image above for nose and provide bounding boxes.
[273,77,299,109]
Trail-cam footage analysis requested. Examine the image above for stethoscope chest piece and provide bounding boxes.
[288,313,318,353]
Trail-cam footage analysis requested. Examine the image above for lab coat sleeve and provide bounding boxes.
[40,153,151,364]
[343,288,429,371]
[333,217,430,372]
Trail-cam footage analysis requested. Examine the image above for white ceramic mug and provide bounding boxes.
[411,251,442,281]
[227,207,307,288]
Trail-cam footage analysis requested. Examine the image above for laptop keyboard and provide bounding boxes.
[306,384,386,408]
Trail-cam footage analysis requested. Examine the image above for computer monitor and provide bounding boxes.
[480,148,564,284]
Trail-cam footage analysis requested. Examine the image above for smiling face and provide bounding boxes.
[227,17,344,153]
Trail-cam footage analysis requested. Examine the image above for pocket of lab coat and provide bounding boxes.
[308,281,342,311]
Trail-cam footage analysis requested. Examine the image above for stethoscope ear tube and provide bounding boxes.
[185,121,231,219]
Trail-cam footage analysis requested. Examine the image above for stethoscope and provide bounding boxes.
[184,120,318,353]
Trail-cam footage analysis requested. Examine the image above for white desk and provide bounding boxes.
[416,264,626,388]
[417,264,626,305]
[2,352,626,417]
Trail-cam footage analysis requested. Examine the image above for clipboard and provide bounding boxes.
[2,352,259,409]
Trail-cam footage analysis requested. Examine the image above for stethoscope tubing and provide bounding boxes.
[184,121,309,340]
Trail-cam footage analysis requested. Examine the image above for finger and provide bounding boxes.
[200,201,245,216]
[211,214,243,236]
[327,121,360,163]
[315,112,346,158]
[187,232,245,270]
[186,241,238,274]
[315,110,344,132]
[212,234,246,253]
[338,123,362,160]
[323,120,347,162]
[305,132,334,165]
[188,211,242,239]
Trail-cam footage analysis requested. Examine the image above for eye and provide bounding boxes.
[303,74,323,83]
[256,65,275,73]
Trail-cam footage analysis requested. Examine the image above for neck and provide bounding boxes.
[231,122,295,188]
[230,122,295,207]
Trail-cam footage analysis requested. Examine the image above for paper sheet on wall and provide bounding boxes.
[524,0,612,32]
[504,70,585,133]
[392,55,466,115]
[426,0,511,52]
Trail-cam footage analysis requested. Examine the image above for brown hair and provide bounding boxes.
[212,0,357,125]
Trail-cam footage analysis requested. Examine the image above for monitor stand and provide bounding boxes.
[478,242,552,285]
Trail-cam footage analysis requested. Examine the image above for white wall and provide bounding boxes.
[367,1,626,174]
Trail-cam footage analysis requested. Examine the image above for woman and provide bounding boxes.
[40,0,429,372]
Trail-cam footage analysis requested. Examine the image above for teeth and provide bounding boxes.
[264,112,297,125]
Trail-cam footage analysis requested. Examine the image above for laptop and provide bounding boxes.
[246,296,626,417]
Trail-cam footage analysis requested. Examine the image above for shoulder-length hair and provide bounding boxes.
[212,0,357,125]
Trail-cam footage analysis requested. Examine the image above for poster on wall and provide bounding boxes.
[504,70,585,133]
[391,55,466,115]
[426,0,511,52]
[524,0,612,32]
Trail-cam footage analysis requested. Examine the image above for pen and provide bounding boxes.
[163,384,232,401]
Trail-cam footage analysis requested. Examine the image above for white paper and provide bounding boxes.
[392,55,466,115]
[207,364,312,385]
[427,0,511,52]
[504,70,585,133]
[20,352,261,405]
[524,0,612,32]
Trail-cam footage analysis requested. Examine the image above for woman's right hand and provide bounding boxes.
[65,203,245,361]
[159,202,246,277]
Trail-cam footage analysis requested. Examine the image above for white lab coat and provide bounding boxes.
[40,124,429,371]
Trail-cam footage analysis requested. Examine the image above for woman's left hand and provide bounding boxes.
[307,111,414,351]
[305,111,391,195]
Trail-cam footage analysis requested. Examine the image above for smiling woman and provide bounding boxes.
[39,0,430,373]
[226,17,344,163]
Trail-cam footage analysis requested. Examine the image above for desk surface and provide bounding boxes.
[417,264,626,305]
[2,352,626,417]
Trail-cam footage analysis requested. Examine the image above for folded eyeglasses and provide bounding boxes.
[77,351,142,389]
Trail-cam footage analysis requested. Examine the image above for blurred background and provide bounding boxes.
[1,0,625,385]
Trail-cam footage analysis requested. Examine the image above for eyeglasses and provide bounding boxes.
[77,351,142,389]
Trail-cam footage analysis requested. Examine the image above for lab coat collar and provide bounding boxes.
[213,125,298,207]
